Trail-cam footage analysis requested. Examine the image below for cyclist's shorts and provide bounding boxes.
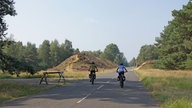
[118,71,124,73]
[91,70,96,73]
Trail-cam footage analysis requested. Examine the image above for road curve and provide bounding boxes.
[0,68,159,108]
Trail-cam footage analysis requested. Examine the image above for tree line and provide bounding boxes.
[1,38,78,74]
[135,0,192,70]
[1,37,128,75]
[82,43,128,66]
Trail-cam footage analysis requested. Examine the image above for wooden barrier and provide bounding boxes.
[39,71,65,85]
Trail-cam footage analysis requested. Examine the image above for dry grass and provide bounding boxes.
[35,68,115,79]
[134,65,192,108]
[0,67,115,79]
[136,69,192,79]
[64,68,115,78]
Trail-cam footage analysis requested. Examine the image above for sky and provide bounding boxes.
[5,0,189,61]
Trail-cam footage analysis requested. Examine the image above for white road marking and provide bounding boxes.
[106,80,110,83]
[77,93,91,104]
[97,85,104,90]
[77,84,105,104]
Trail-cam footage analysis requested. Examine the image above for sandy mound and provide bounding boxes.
[50,53,117,72]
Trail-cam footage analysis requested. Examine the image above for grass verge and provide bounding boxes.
[39,68,116,79]
[135,68,192,108]
[0,68,115,79]
[0,73,13,79]
[0,81,56,104]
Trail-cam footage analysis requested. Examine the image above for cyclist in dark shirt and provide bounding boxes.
[88,62,98,79]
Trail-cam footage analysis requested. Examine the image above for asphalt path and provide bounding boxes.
[0,68,159,108]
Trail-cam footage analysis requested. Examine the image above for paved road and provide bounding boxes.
[0,69,159,108]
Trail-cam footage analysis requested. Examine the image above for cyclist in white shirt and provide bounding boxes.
[116,63,128,81]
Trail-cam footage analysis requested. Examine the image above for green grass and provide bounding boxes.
[0,73,13,78]
[142,77,192,102]
[0,81,55,103]
[0,73,43,79]
[163,98,192,108]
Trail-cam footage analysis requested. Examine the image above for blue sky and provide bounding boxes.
[5,0,189,61]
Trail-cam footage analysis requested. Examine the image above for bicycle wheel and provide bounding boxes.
[120,76,124,88]
[91,74,94,85]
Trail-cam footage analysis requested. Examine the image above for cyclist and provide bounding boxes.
[116,63,128,81]
[88,62,98,80]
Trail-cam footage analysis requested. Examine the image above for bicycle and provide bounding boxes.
[119,73,125,88]
[89,72,96,85]
[116,63,128,88]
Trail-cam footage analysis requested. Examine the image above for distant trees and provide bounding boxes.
[37,39,76,69]
[102,43,128,66]
[2,39,37,75]
[1,37,76,75]
[82,43,128,66]
[24,42,39,73]
[81,44,128,66]
[38,40,51,69]
[81,50,102,58]
[1,28,131,74]
[50,40,61,67]
[101,43,120,62]
[129,57,136,67]
[136,45,158,66]
[62,39,74,59]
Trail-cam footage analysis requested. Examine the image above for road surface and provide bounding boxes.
[0,69,159,108]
